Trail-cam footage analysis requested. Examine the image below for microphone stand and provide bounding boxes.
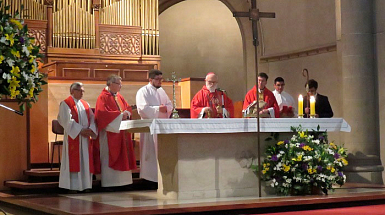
[0,103,23,116]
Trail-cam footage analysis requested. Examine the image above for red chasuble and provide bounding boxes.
[243,86,280,118]
[94,88,137,171]
[190,85,235,118]
[64,96,98,173]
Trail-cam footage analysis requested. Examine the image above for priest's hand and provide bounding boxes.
[305,107,310,114]
[80,128,94,138]
[159,104,167,113]
[259,109,269,115]
[122,111,130,120]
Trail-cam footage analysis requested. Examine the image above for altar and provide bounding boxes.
[120,118,351,199]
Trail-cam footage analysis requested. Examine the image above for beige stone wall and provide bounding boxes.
[159,0,245,102]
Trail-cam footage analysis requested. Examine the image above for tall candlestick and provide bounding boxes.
[298,94,303,117]
[310,96,316,117]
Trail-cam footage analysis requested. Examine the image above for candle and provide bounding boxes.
[298,94,303,116]
[310,96,316,116]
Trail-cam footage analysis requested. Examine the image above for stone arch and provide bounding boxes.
[158,0,257,90]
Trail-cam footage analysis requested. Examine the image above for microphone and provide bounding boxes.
[216,88,226,92]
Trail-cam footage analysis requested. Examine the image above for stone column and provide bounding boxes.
[339,0,383,183]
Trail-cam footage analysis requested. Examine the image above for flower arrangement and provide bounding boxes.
[0,1,46,112]
[260,126,348,195]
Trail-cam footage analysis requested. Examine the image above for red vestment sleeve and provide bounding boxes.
[190,89,206,118]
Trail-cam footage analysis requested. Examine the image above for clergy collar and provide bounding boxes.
[105,86,117,96]
[258,87,265,93]
[71,95,79,102]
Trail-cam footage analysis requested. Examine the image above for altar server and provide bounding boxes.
[136,69,173,182]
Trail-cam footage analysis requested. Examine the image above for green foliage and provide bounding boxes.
[259,126,348,195]
[0,0,46,111]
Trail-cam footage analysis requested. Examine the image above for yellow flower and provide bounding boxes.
[330,142,337,149]
[277,141,284,145]
[10,19,23,30]
[341,158,348,165]
[307,168,316,174]
[11,66,20,77]
[0,55,4,64]
[11,49,20,58]
[29,88,34,98]
[10,90,20,99]
[5,34,14,46]
[331,167,335,173]
[292,154,302,162]
[29,55,35,63]
[299,131,307,138]
[31,64,37,73]
[262,169,266,174]
[302,145,313,151]
[283,164,290,172]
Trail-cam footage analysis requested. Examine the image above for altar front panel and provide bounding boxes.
[157,133,265,199]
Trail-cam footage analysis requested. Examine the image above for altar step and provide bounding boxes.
[3,168,154,192]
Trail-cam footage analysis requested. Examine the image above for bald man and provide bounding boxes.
[190,73,234,118]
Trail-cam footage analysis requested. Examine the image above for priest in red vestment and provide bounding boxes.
[191,73,234,118]
[243,72,280,118]
[94,74,137,188]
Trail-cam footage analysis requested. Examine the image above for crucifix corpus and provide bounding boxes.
[166,71,181,119]
[233,0,275,197]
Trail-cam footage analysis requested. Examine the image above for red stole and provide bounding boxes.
[64,96,95,173]
[94,89,137,171]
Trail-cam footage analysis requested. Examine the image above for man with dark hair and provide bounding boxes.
[190,72,234,118]
[273,77,296,118]
[303,79,333,118]
[57,82,97,192]
[94,74,137,188]
[243,72,280,118]
[136,69,173,182]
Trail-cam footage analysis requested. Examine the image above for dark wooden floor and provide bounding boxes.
[1,183,385,215]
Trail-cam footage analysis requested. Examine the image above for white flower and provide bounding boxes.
[286,178,292,183]
[279,151,285,154]
[2,72,11,80]
[0,37,6,44]
[313,139,320,145]
[22,45,30,56]
[23,88,29,94]
[6,58,14,67]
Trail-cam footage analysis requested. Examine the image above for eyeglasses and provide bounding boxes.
[206,81,218,84]
[113,82,122,86]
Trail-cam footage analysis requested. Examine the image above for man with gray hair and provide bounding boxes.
[57,82,97,192]
[94,75,137,188]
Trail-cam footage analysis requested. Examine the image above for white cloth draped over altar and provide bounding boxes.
[120,118,351,199]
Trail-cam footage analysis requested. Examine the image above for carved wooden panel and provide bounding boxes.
[94,69,120,79]
[62,68,91,78]
[24,20,48,53]
[100,33,141,55]
[122,69,149,81]
[28,28,47,52]
[99,25,142,55]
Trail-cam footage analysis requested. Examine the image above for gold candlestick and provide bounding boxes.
[166,71,181,119]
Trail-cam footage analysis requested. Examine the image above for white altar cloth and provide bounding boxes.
[119,118,350,199]
[120,118,351,134]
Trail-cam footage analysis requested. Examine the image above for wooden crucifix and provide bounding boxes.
[233,0,275,197]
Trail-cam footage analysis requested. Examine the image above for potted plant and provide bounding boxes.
[0,1,46,112]
[259,126,348,195]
